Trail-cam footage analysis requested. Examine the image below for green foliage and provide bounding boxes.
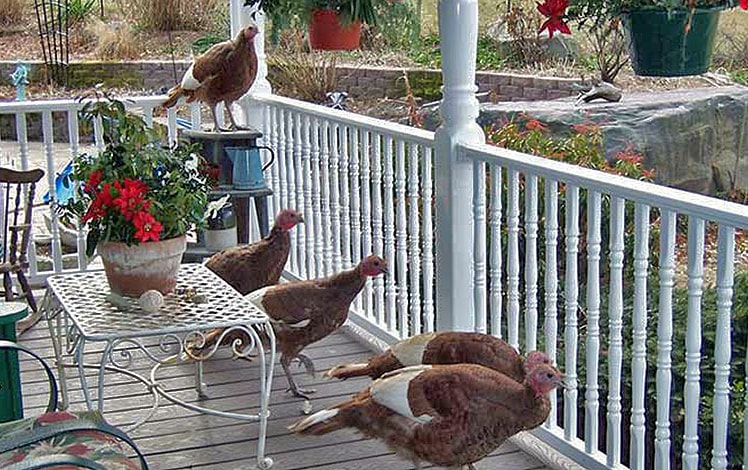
[370,0,420,50]
[192,34,224,55]
[58,94,210,256]
[407,33,509,70]
[66,0,98,25]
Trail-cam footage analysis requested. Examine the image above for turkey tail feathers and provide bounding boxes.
[289,408,342,435]
[323,363,370,380]
[161,85,184,108]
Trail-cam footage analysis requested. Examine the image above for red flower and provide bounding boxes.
[133,211,163,242]
[571,123,599,135]
[113,179,149,221]
[82,183,116,222]
[742,0,747,9]
[525,119,547,132]
[85,170,102,193]
[537,0,571,38]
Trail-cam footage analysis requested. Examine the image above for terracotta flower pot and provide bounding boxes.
[308,9,361,51]
[98,235,186,297]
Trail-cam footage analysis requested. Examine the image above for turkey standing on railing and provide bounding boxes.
[325,331,553,383]
[185,209,303,357]
[290,363,566,469]
[161,23,258,132]
[248,255,387,399]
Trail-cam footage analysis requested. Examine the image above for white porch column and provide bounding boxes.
[434,0,485,331]
[230,0,272,129]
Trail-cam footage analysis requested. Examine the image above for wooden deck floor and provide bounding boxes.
[18,319,549,470]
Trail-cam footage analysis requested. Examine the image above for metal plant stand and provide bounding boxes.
[41,264,276,470]
[33,0,70,86]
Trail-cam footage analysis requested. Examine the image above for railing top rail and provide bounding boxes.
[461,141,748,228]
[0,95,168,114]
[251,94,435,146]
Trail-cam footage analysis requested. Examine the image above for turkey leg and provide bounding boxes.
[281,354,316,399]
[225,100,251,131]
[210,104,232,133]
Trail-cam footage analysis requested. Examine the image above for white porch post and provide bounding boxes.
[230,0,272,129]
[434,0,485,331]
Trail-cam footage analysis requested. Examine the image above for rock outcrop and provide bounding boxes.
[425,85,748,195]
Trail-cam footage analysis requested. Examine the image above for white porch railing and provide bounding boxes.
[2,92,747,469]
[254,94,748,470]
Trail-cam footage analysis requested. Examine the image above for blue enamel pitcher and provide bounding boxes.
[223,145,275,190]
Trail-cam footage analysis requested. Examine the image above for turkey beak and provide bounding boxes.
[298,216,305,224]
[555,375,572,390]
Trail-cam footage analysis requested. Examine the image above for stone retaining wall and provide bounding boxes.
[0,60,579,101]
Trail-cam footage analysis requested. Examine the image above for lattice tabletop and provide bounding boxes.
[46,263,267,340]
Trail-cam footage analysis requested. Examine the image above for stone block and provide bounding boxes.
[498,85,522,99]
[522,87,547,101]
[510,75,535,87]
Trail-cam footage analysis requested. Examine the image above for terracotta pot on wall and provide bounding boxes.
[308,9,361,51]
[98,235,186,297]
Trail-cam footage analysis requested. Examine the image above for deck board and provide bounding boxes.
[17,319,549,470]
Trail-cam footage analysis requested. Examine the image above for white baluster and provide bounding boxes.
[320,121,332,276]
[42,111,62,273]
[311,117,323,278]
[15,113,35,276]
[350,127,362,311]
[166,108,177,146]
[607,196,625,467]
[682,217,705,470]
[330,123,342,273]
[67,109,87,271]
[93,115,104,154]
[630,202,650,469]
[340,126,352,269]
[301,115,314,279]
[395,140,408,338]
[525,174,538,350]
[489,164,503,338]
[585,190,602,454]
[712,225,734,470]
[564,184,579,441]
[655,210,676,470]
[383,136,396,332]
[372,131,384,324]
[276,109,287,215]
[544,178,559,428]
[269,107,281,217]
[422,146,435,333]
[190,103,201,131]
[507,168,520,349]
[143,107,154,128]
[293,113,305,276]
[408,144,422,334]
[285,111,297,273]
[361,130,374,319]
[473,160,487,334]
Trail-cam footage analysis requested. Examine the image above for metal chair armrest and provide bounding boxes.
[0,340,58,412]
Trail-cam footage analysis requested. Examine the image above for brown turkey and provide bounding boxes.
[248,255,387,399]
[161,24,258,132]
[291,363,565,469]
[185,209,303,357]
[325,331,552,383]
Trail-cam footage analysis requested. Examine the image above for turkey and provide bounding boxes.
[185,209,303,357]
[325,331,552,383]
[206,208,303,294]
[250,255,387,399]
[290,363,566,469]
[161,24,258,132]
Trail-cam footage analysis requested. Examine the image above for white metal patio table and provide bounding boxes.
[40,263,276,469]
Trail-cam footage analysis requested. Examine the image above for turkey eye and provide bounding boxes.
[546,373,553,379]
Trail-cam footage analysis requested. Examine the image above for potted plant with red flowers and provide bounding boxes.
[59,95,210,297]
[303,0,380,50]
[564,0,748,76]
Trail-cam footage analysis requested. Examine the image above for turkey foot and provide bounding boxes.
[225,102,252,131]
[281,356,316,399]
[210,105,233,133]
[294,353,316,376]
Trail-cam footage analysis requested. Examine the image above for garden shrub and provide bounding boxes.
[113,0,224,32]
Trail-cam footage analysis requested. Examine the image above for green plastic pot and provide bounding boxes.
[622,8,722,77]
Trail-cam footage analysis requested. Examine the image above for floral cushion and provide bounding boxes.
[0,410,141,469]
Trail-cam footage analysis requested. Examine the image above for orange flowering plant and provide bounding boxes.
[59,96,210,257]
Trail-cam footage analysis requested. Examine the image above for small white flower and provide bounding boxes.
[185,152,200,173]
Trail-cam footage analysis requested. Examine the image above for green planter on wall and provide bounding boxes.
[622,7,722,77]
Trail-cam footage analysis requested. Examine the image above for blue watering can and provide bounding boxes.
[223,145,275,190]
